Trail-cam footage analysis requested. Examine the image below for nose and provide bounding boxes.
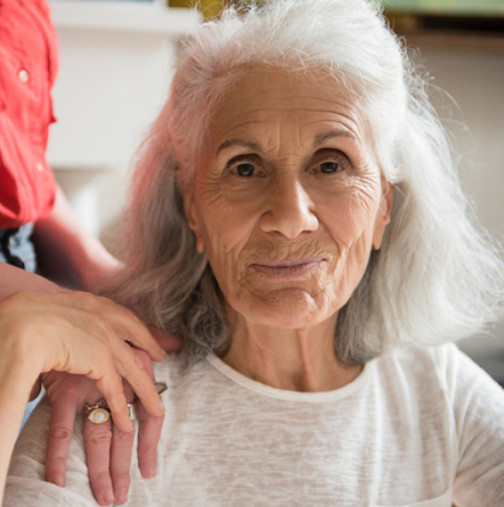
[259,177,318,239]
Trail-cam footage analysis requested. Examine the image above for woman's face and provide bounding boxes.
[184,68,393,330]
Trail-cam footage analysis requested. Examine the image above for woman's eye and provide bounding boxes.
[234,162,255,177]
[319,161,340,174]
[312,150,352,176]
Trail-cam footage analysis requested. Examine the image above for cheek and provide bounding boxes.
[323,182,381,250]
[193,166,269,248]
[317,189,380,308]
[192,184,261,288]
[192,177,231,245]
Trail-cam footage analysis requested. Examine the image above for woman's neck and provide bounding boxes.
[221,315,363,392]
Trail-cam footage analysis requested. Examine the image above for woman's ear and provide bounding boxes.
[183,188,205,254]
[372,182,394,250]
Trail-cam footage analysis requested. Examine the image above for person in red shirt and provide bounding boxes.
[0,1,178,505]
[0,0,57,271]
[0,0,119,288]
[0,0,57,231]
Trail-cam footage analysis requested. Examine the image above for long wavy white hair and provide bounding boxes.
[106,0,504,366]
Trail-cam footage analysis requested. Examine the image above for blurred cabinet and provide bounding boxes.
[383,0,504,51]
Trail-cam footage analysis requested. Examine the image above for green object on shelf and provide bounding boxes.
[168,0,269,19]
[382,0,504,16]
[167,0,223,18]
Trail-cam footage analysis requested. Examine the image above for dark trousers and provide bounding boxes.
[0,222,37,273]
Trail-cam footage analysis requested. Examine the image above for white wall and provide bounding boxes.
[49,25,179,246]
[47,1,200,245]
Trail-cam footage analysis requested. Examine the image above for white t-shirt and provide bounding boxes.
[5,343,504,506]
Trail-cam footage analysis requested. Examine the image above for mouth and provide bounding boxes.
[250,258,325,278]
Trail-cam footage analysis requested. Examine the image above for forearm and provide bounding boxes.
[0,266,59,424]
[0,343,41,501]
[0,263,59,300]
[33,185,121,291]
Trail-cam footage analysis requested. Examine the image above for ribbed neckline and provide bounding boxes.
[206,354,374,403]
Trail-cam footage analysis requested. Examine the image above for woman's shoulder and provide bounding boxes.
[374,342,504,412]
[378,342,471,375]
[380,341,494,378]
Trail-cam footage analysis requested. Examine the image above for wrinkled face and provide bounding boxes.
[184,68,393,329]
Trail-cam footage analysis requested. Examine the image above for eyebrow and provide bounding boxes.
[216,129,357,156]
[216,138,262,156]
[313,129,357,148]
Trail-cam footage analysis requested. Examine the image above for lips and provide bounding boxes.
[250,258,325,278]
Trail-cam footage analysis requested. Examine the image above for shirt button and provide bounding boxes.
[18,69,30,83]
[36,161,45,172]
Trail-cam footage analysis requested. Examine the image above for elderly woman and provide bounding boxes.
[4,0,504,505]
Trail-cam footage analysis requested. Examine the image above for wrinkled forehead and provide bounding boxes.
[176,64,385,191]
[213,68,367,136]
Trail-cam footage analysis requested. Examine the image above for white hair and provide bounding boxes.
[107,0,504,366]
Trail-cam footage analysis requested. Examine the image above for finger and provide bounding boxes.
[47,326,160,426]
[77,293,168,362]
[131,354,164,479]
[94,367,135,433]
[110,422,136,505]
[137,403,164,479]
[45,395,80,487]
[148,326,183,353]
[108,346,164,419]
[84,417,115,506]
[110,381,136,505]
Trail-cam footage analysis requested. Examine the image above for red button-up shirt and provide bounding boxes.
[0,0,58,228]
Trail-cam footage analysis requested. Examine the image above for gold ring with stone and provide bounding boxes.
[84,400,111,424]
[84,381,167,424]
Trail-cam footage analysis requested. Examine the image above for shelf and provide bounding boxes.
[386,11,504,52]
[48,0,201,34]
[383,0,504,17]
[396,31,504,52]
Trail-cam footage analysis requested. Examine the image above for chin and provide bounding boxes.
[239,288,333,329]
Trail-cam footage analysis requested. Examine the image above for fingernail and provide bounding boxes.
[54,475,65,487]
[115,489,128,505]
[159,398,165,414]
[144,465,156,479]
[103,490,114,505]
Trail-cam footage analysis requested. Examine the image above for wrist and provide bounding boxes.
[0,300,46,390]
